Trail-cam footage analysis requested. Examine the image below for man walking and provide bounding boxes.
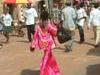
[76,4,87,44]
[62,2,76,52]
[24,3,38,42]
[88,3,100,47]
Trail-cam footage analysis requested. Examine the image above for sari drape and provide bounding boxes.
[31,21,60,75]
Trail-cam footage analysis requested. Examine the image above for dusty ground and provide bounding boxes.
[0,27,100,75]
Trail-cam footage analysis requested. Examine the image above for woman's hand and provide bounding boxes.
[30,47,35,52]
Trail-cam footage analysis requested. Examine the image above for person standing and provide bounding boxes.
[52,3,61,25]
[76,4,87,44]
[17,4,25,37]
[52,3,61,48]
[88,3,100,47]
[1,7,12,43]
[24,3,38,42]
[61,2,76,52]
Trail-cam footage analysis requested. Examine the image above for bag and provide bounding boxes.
[57,27,72,43]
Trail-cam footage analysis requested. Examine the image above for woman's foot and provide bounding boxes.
[30,47,35,52]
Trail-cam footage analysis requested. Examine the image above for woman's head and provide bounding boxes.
[39,19,48,28]
[40,10,49,21]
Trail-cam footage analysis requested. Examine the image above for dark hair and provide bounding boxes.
[40,9,49,21]
[66,2,71,6]
[93,3,99,8]
[27,3,31,8]
[80,3,84,8]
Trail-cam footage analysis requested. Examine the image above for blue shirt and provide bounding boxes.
[62,6,76,30]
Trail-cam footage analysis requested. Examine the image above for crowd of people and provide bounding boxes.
[52,2,100,51]
[0,1,100,75]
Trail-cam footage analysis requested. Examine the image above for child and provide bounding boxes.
[2,7,12,43]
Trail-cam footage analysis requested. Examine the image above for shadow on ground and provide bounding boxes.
[75,40,94,46]
[87,64,100,75]
[21,69,40,75]
[87,47,100,56]
[16,40,29,43]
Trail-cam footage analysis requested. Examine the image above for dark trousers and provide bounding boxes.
[26,25,35,42]
[65,30,75,51]
[77,25,85,42]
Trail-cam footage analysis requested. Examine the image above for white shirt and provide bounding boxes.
[2,13,12,26]
[24,8,38,25]
[88,8,100,27]
[77,8,87,27]
[77,8,87,19]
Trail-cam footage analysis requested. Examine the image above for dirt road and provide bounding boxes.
[0,27,100,75]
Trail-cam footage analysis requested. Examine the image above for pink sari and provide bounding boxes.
[31,21,60,75]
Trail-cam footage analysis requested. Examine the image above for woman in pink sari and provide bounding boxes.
[30,19,60,75]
